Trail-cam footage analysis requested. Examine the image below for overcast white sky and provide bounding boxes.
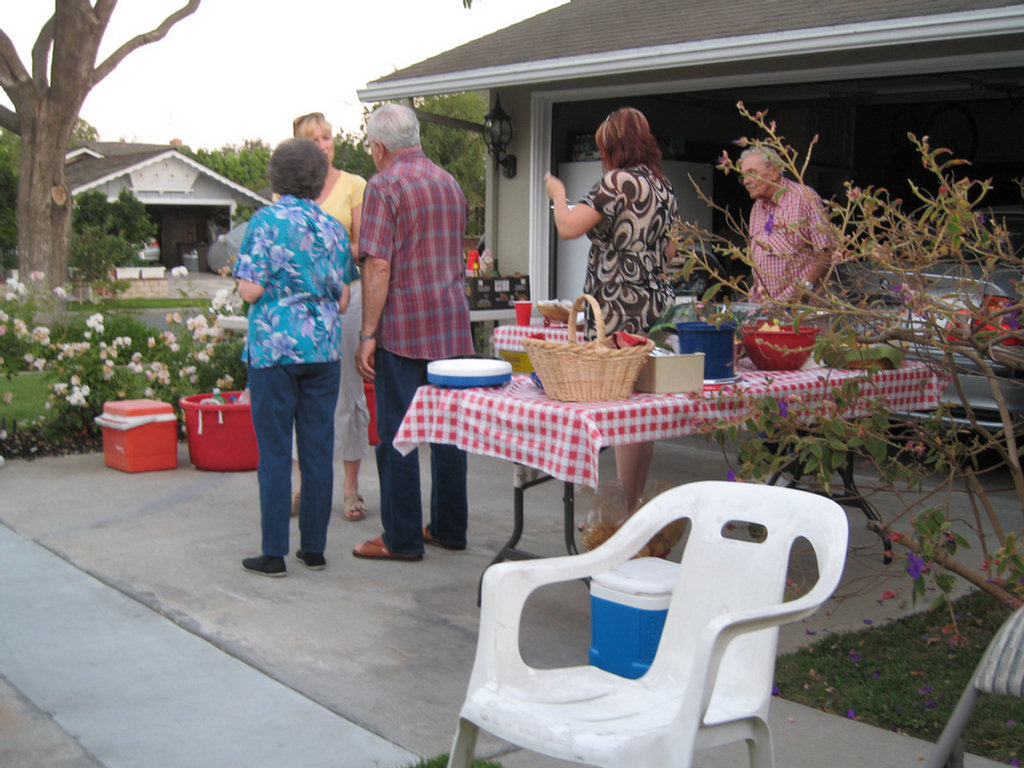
[2,0,566,149]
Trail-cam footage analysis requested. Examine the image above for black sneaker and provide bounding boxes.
[296,550,326,570]
[241,555,286,577]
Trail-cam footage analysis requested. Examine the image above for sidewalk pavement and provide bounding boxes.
[0,435,1011,767]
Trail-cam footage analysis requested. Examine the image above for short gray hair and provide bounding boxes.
[268,138,327,199]
[739,146,783,171]
[366,103,420,151]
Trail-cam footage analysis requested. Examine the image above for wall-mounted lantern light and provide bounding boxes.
[482,96,517,179]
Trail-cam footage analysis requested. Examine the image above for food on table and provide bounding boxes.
[818,343,905,370]
[741,325,819,370]
[536,299,573,324]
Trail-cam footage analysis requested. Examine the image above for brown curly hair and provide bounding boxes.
[595,107,665,181]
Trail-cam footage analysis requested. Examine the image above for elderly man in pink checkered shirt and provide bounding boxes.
[353,103,475,562]
[739,147,835,302]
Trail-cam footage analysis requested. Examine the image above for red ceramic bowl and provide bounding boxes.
[741,326,819,370]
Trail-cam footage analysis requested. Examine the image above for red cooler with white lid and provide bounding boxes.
[95,399,178,473]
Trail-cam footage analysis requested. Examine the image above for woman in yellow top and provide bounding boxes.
[292,111,372,521]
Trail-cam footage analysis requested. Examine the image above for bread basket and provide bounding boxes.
[523,295,654,401]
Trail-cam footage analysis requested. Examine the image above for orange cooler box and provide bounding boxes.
[95,399,179,473]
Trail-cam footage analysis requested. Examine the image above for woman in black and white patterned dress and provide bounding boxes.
[544,107,679,510]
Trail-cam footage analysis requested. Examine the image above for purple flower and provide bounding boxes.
[726,469,737,482]
[771,685,779,696]
[846,709,856,719]
[765,213,775,235]
[906,552,926,580]
[849,650,862,663]
[778,401,789,417]
[863,619,874,625]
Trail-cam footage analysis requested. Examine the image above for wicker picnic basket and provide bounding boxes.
[523,294,655,402]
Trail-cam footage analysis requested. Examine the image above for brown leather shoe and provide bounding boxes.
[352,535,422,562]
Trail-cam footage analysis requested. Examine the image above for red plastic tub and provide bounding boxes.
[179,391,259,471]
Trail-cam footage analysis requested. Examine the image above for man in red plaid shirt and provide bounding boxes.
[739,147,834,302]
[354,103,474,562]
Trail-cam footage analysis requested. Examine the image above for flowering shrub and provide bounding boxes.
[0,271,246,440]
[674,102,1024,612]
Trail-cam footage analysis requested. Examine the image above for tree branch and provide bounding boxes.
[92,0,201,86]
[0,104,18,134]
[30,13,56,92]
[0,29,31,89]
[867,520,1021,607]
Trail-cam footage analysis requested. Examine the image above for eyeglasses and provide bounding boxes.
[292,112,325,132]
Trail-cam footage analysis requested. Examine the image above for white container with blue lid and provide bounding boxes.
[427,358,512,388]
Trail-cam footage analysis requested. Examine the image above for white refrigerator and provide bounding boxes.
[554,160,713,300]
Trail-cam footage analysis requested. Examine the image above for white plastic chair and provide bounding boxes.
[923,603,1024,768]
[446,480,849,768]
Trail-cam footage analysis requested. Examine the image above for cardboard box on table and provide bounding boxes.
[95,399,178,473]
[633,353,704,394]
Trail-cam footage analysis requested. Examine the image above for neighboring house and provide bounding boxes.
[359,0,1024,299]
[65,141,269,272]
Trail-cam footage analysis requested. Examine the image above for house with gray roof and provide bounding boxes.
[359,0,1024,299]
[65,142,268,272]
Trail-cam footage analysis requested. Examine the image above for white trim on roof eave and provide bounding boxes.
[65,147,103,161]
[358,5,1024,101]
[71,149,270,206]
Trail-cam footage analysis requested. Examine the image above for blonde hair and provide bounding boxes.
[293,111,331,139]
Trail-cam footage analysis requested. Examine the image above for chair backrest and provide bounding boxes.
[629,482,849,715]
[975,604,1024,697]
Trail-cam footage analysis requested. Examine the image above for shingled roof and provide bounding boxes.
[64,142,267,207]
[65,143,171,191]
[361,0,1024,98]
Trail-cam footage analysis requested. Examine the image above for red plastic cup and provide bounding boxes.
[515,300,532,326]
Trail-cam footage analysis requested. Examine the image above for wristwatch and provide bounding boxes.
[358,331,376,342]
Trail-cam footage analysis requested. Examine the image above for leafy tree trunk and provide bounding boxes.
[0,0,201,288]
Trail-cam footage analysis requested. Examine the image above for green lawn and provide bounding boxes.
[67,297,211,311]
[0,370,50,426]
[403,758,500,768]
[774,591,1022,765]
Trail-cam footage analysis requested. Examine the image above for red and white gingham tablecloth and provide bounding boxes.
[393,360,944,488]
[493,322,571,350]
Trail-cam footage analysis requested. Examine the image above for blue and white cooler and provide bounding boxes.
[589,557,679,679]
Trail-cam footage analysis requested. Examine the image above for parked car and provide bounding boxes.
[838,207,1024,432]
[138,239,160,264]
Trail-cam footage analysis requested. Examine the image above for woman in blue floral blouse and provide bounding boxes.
[234,138,353,577]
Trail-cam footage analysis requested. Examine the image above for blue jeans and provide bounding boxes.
[375,349,468,555]
[248,361,340,557]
